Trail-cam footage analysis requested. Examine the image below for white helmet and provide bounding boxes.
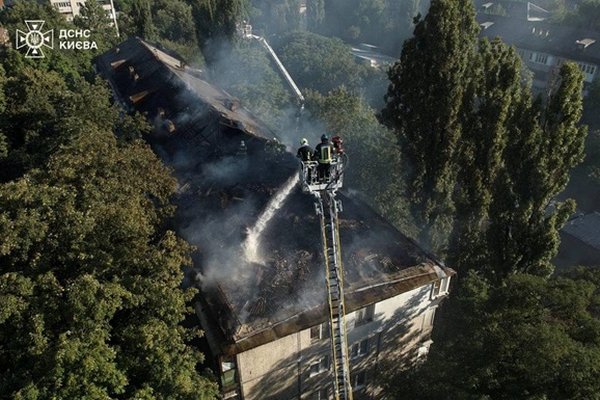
[301,138,308,145]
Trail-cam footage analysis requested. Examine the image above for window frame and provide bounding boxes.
[354,304,375,327]
[352,371,367,390]
[350,338,370,359]
[309,355,330,377]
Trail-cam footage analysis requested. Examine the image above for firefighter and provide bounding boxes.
[314,134,333,182]
[237,140,247,156]
[331,135,344,156]
[297,138,313,184]
[296,138,312,161]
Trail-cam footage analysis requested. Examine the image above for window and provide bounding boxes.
[309,355,330,377]
[422,307,437,330]
[534,53,548,64]
[431,276,451,298]
[354,304,375,327]
[310,322,329,342]
[220,357,237,389]
[312,387,329,400]
[352,371,367,390]
[580,64,598,75]
[350,338,369,359]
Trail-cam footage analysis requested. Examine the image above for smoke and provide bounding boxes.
[139,26,432,335]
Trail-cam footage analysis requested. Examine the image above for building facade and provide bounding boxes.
[477,13,600,95]
[49,0,117,26]
[199,273,452,400]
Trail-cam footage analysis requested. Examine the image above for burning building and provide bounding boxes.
[94,37,454,400]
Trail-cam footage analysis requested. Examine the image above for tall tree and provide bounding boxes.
[307,0,325,31]
[186,0,247,63]
[131,0,157,40]
[380,0,479,250]
[486,63,586,279]
[448,38,523,274]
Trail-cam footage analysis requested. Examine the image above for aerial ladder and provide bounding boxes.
[301,157,353,400]
[239,22,305,126]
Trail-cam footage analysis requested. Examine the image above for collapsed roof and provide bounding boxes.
[94,37,452,355]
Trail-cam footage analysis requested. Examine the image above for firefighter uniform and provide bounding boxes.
[314,135,333,181]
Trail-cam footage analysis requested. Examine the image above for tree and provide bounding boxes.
[186,0,247,63]
[0,2,96,82]
[485,63,586,279]
[0,128,218,399]
[210,41,291,132]
[0,64,6,159]
[130,0,157,40]
[251,0,301,35]
[153,0,198,44]
[74,0,119,52]
[306,88,417,236]
[381,0,479,250]
[276,31,376,94]
[0,66,117,181]
[448,38,524,274]
[307,0,325,31]
[0,27,218,398]
[318,0,427,54]
[380,271,600,400]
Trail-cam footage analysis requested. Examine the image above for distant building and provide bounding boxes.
[95,37,455,400]
[477,13,600,95]
[556,212,600,267]
[49,0,117,26]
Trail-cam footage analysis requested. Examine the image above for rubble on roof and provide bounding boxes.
[94,37,452,355]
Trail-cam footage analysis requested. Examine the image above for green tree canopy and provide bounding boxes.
[381,0,479,250]
[0,9,218,397]
[276,31,381,95]
[380,270,600,400]
[306,88,416,236]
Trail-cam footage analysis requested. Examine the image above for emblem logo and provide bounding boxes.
[15,20,54,59]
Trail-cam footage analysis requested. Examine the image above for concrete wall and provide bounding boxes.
[236,280,447,400]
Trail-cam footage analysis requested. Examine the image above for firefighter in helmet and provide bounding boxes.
[297,138,313,184]
[296,138,312,161]
[314,134,333,182]
[331,135,344,157]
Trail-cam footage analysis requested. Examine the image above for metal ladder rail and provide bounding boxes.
[329,192,353,400]
[316,193,353,400]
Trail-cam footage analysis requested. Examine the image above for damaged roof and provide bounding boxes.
[94,37,453,355]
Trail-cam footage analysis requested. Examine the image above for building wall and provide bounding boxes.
[516,47,598,94]
[50,0,115,22]
[230,278,449,400]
